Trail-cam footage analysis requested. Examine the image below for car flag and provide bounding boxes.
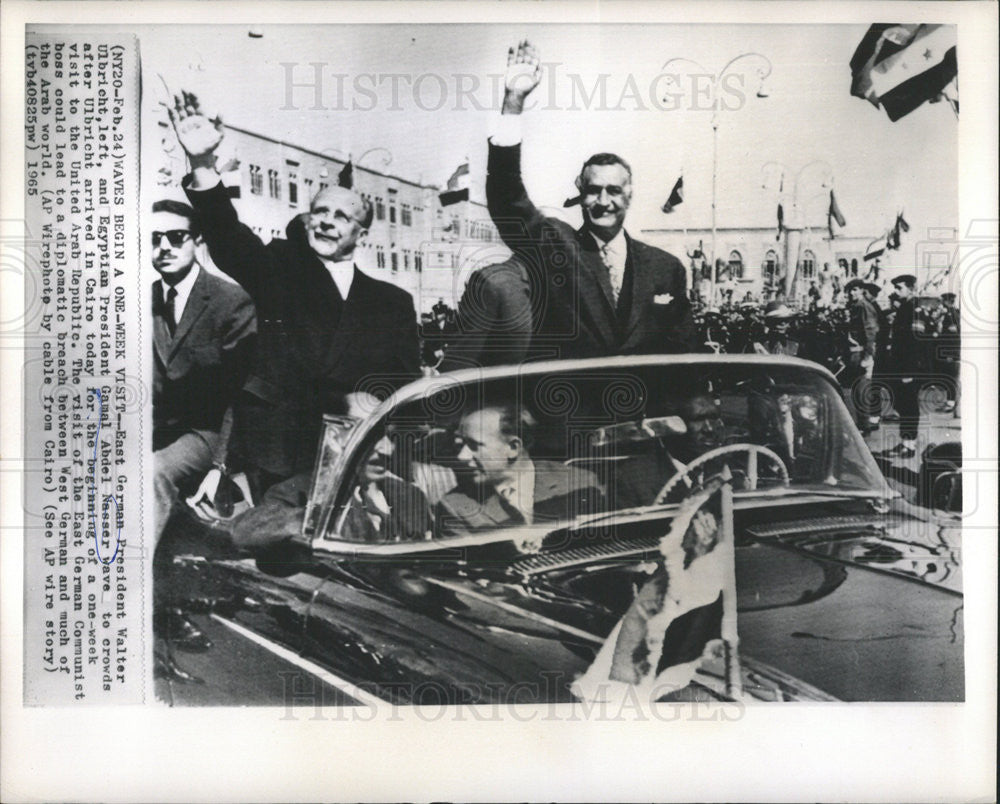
[439,162,470,206]
[865,237,887,261]
[850,24,958,121]
[571,472,740,704]
[661,176,684,213]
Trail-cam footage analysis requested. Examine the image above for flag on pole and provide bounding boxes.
[338,159,354,189]
[776,202,784,241]
[850,24,958,121]
[827,190,846,240]
[563,195,581,207]
[661,176,684,213]
[865,237,887,261]
[571,473,740,704]
[439,162,470,206]
[886,212,910,251]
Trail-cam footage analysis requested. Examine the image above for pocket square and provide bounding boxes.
[653,293,674,305]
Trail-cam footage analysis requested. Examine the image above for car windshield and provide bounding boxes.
[322,361,886,544]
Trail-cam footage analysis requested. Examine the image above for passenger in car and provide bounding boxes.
[341,435,433,542]
[437,403,605,535]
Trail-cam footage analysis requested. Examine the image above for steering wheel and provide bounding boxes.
[654,443,790,505]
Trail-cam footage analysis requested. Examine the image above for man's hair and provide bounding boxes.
[578,152,633,184]
[152,199,200,237]
[472,402,537,452]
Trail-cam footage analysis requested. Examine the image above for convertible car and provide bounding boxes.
[155,355,963,705]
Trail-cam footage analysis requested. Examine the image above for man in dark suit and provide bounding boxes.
[437,403,604,535]
[151,200,256,544]
[485,41,694,359]
[439,255,536,371]
[880,274,926,459]
[845,279,881,432]
[169,91,420,493]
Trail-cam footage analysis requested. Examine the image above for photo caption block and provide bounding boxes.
[23,31,146,704]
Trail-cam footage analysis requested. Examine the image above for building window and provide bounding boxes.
[303,178,314,204]
[800,250,816,280]
[287,161,299,207]
[403,249,411,270]
[268,169,281,200]
[391,251,398,272]
[389,203,397,224]
[375,197,385,221]
[763,250,778,285]
[376,246,386,269]
[401,204,412,227]
[249,164,263,195]
[728,250,744,280]
[414,252,423,272]
[319,181,329,193]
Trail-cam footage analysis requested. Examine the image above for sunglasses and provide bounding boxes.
[151,230,193,248]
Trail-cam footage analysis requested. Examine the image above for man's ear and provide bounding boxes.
[574,174,583,191]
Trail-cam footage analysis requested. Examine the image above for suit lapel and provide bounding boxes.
[325,267,365,372]
[152,281,173,366]
[574,228,617,345]
[623,236,656,343]
[168,270,211,360]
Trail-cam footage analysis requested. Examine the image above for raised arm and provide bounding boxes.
[169,90,271,300]
[486,41,562,251]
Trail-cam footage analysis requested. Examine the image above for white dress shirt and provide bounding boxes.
[159,264,200,325]
[324,260,355,300]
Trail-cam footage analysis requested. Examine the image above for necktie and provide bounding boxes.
[601,243,623,305]
[498,485,526,524]
[165,286,177,336]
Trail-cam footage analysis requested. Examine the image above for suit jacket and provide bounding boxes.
[486,142,694,359]
[849,298,881,358]
[184,181,420,476]
[888,298,927,375]
[436,460,605,536]
[152,267,256,452]
[439,256,535,371]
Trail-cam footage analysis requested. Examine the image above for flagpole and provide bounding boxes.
[662,53,771,308]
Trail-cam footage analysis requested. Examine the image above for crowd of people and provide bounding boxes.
[150,41,960,676]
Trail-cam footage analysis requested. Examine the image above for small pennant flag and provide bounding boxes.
[897,211,910,233]
[661,176,684,213]
[850,24,958,121]
[338,160,354,189]
[571,473,739,704]
[439,162,470,206]
[828,190,846,239]
[563,195,581,207]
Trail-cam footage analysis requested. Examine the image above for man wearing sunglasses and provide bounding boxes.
[170,92,420,496]
[151,199,256,547]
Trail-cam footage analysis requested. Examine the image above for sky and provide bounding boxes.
[137,23,958,252]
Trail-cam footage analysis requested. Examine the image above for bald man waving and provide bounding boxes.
[171,92,419,493]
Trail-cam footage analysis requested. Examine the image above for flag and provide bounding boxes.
[563,195,581,207]
[338,160,354,189]
[829,190,846,227]
[776,202,784,241]
[850,24,958,121]
[886,212,909,250]
[661,175,684,213]
[439,162,470,206]
[571,473,740,704]
[865,237,886,261]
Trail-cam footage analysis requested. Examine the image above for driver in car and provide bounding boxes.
[437,403,605,535]
[613,391,727,508]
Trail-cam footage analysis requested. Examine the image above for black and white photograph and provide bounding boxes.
[2,2,997,802]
